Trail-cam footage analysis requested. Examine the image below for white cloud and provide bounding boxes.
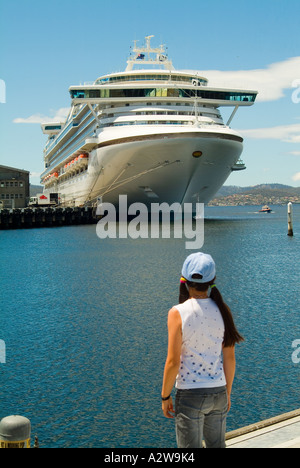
[292,172,300,182]
[238,123,300,143]
[289,151,300,156]
[186,56,300,102]
[13,107,69,124]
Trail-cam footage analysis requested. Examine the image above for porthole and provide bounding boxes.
[192,151,203,158]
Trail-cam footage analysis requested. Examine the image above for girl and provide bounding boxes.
[161,252,243,448]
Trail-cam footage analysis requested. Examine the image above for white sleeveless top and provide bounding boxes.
[174,298,226,389]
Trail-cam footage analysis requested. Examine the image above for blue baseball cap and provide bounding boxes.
[182,252,216,283]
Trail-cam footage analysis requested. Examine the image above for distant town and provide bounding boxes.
[29,183,300,207]
[208,184,300,206]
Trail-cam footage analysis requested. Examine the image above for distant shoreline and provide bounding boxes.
[208,183,300,206]
[30,183,300,206]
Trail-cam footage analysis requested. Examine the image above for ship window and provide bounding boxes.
[168,89,179,97]
[45,125,61,131]
[70,86,256,103]
[70,90,85,99]
[101,89,110,98]
[88,90,100,98]
[194,89,256,102]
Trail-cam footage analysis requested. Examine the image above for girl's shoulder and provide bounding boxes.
[172,299,194,317]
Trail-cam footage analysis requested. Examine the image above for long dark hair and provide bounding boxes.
[179,278,244,347]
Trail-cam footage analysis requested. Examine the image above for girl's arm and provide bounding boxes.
[222,345,236,412]
[161,307,182,418]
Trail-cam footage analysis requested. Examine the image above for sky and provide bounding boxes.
[0,0,299,187]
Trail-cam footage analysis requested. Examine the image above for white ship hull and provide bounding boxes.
[49,126,243,207]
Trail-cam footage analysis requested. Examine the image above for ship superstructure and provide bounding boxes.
[41,36,257,207]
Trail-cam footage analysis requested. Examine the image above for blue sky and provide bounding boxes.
[0,0,299,187]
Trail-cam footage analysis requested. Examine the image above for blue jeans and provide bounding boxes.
[175,387,228,448]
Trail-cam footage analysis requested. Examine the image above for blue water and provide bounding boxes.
[0,205,299,448]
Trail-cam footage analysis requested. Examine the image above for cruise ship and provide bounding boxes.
[40,36,257,208]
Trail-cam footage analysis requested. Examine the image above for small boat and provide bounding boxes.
[259,205,272,213]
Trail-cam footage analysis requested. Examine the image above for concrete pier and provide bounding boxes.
[0,206,97,230]
[226,409,300,448]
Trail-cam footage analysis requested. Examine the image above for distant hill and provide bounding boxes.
[216,184,299,197]
[211,184,300,206]
[30,185,43,196]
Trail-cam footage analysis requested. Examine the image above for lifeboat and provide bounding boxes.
[61,153,89,174]
[77,153,89,169]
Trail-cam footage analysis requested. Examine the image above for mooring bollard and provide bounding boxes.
[287,202,294,237]
[0,415,31,448]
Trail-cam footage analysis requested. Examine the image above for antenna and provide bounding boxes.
[126,35,174,71]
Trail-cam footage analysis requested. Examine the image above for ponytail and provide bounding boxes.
[179,279,244,347]
[210,285,244,347]
[179,282,190,304]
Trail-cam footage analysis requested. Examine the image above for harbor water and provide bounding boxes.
[0,205,299,448]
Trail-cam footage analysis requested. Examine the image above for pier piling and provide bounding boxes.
[0,206,96,230]
[287,202,294,237]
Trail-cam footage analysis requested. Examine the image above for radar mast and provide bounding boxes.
[126,35,175,71]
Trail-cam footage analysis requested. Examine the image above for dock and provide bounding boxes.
[0,206,97,230]
[1,409,299,448]
[226,409,300,448]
